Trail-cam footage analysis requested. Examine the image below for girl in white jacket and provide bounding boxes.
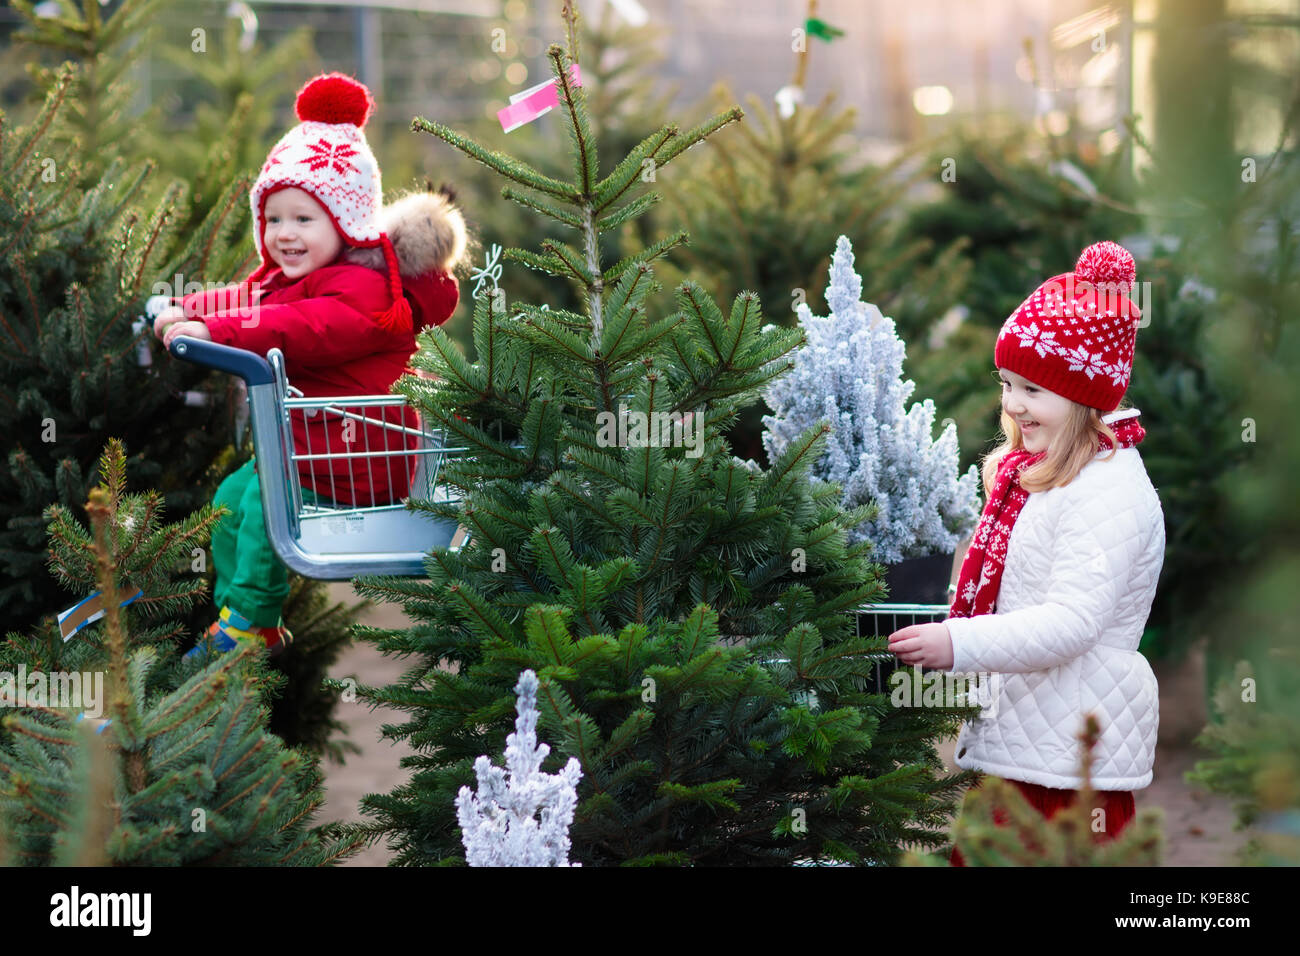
[888,241,1165,865]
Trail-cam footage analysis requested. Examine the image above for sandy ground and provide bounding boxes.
[318,582,1256,866]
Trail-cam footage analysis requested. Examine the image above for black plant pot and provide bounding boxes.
[882,552,955,605]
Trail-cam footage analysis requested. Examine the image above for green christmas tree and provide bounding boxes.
[1179,60,1300,858]
[434,0,685,358]
[1,54,366,759]
[0,439,361,865]
[342,11,974,867]
[0,66,240,633]
[8,0,169,184]
[906,715,1165,866]
[0,437,220,704]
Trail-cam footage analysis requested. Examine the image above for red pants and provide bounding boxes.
[949,775,1135,866]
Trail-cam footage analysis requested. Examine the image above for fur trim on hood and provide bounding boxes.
[342,186,468,277]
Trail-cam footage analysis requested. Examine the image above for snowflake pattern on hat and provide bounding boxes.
[1010,321,1059,358]
[1063,344,1108,379]
[300,137,361,176]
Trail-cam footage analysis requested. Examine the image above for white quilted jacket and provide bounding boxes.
[943,415,1165,790]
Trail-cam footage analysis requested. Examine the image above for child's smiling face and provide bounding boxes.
[263,187,343,279]
[998,367,1074,453]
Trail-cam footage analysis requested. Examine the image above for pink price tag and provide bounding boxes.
[497,64,583,133]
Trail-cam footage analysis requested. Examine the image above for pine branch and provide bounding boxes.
[597,191,660,232]
[547,43,598,196]
[0,303,28,356]
[1,62,75,178]
[657,105,745,167]
[409,117,581,202]
[84,485,146,794]
[592,125,676,214]
[499,186,584,228]
[603,231,688,285]
[96,179,182,348]
[504,246,576,280]
[540,239,597,286]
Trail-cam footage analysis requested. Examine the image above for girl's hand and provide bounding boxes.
[162,320,212,349]
[888,622,955,670]
[152,305,188,340]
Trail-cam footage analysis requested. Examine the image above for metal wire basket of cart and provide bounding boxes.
[856,602,953,694]
[168,335,476,579]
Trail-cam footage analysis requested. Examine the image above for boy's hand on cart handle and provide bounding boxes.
[887,622,954,670]
[152,305,189,340]
[163,321,212,349]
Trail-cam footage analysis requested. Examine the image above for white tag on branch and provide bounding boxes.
[470,243,503,299]
[775,85,804,119]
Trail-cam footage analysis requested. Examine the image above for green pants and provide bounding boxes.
[210,458,289,627]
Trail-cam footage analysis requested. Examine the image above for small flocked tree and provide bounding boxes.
[904,715,1165,866]
[0,440,361,865]
[344,7,974,867]
[763,236,981,565]
[457,669,582,867]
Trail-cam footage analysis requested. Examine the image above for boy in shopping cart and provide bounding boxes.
[154,72,467,657]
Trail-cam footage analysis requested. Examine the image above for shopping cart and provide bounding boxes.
[168,335,474,579]
[760,602,951,708]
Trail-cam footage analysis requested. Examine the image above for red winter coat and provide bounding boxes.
[177,189,467,507]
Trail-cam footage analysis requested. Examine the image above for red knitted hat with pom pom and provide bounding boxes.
[993,240,1143,412]
[246,73,411,334]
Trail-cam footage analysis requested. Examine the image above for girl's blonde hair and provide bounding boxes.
[981,388,1130,496]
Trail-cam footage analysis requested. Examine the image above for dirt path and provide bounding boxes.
[316,597,417,867]
[317,583,1255,866]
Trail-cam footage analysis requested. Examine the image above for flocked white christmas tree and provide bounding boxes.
[762,235,981,564]
[456,669,583,867]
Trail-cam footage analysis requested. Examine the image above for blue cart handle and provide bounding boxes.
[168,335,275,387]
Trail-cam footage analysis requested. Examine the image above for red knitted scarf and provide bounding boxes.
[948,416,1146,619]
